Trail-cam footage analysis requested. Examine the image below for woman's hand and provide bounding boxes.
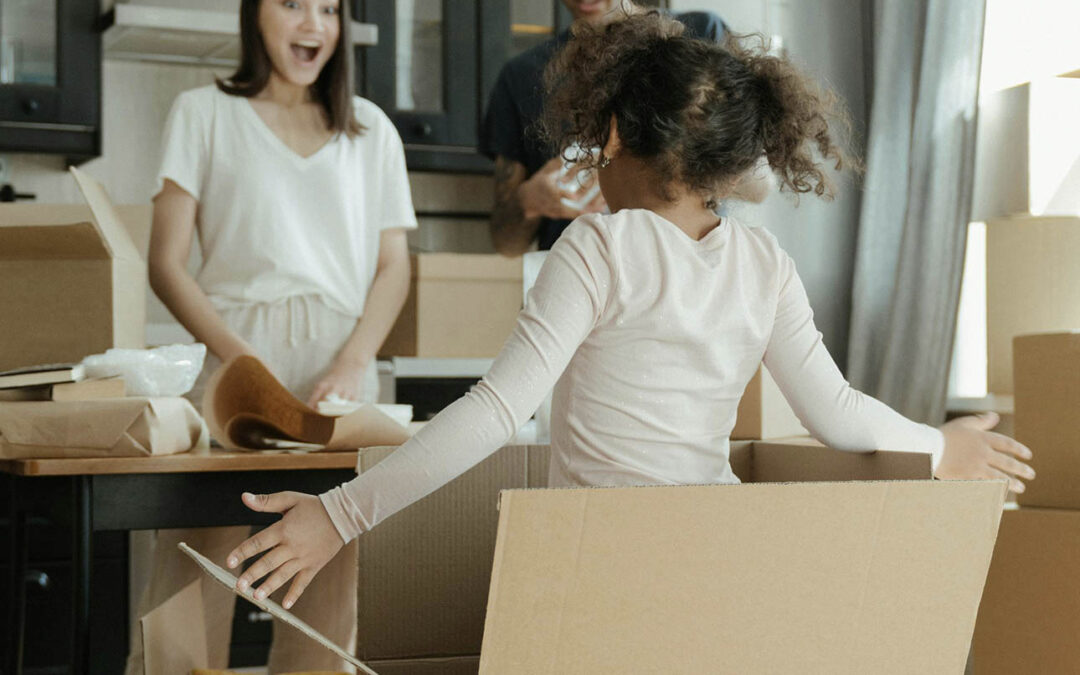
[307,359,365,408]
[226,491,344,609]
[937,413,1035,493]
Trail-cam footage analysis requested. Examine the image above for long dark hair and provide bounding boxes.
[217,0,363,137]
[542,11,854,203]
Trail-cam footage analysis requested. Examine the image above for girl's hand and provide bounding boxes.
[226,491,344,609]
[937,413,1035,493]
[307,359,365,408]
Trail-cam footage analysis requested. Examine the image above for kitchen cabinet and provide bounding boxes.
[0,0,101,160]
[357,0,506,173]
[356,1,665,174]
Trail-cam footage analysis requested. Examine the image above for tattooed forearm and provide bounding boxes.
[490,156,541,257]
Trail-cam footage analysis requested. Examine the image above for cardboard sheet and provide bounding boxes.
[0,396,207,459]
[202,355,409,452]
[178,542,379,675]
[480,480,1007,674]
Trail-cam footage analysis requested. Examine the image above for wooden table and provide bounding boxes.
[1,449,363,675]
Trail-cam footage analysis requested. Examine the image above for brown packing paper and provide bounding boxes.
[202,355,409,452]
[0,397,208,458]
[178,543,379,675]
[141,580,209,675]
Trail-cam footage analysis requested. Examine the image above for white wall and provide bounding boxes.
[671,0,867,369]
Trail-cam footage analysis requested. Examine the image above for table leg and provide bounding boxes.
[5,476,28,675]
[71,476,91,675]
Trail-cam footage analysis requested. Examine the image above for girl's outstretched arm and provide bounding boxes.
[762,251,1033,489]
[225,216,617,607]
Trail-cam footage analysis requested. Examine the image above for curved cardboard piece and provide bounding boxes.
[203,355,409,452]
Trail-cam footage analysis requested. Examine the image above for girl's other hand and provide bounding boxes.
[307,359,364,408]
[226,491,344,609]
[937,413,1035,493]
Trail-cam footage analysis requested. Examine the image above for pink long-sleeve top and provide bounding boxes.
[320,209,944,542]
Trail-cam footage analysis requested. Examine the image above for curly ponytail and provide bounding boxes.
[542,12,856,204]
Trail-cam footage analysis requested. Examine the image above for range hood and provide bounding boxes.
[100,3,378,67]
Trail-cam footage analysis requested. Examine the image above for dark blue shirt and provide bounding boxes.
[480,11,727,250]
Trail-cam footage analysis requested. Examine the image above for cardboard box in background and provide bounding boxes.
[731,366,807,440]
[356,441,931,663]
[973,507,1080,674]
[971,78,1080,222]
[1013,332,1080,509]
[480,478,1005,674]
[0,168,146,371]
[378,254,522,359]
[986,216,1080,394]
[355,444,548,660]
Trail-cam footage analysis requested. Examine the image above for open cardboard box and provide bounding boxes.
[183,441,1006,674]
[347,440,1002,669]
[0,167,146,371]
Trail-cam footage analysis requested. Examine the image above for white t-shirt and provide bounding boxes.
[321,209,945,542]
[156,85,418,317]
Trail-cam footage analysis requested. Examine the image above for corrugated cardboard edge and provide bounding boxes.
[178,542,380,675]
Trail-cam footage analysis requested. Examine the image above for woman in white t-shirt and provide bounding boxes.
[221,12,1036,617]
[127,1,415,673]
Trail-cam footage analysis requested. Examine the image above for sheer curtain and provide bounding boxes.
[846,0,987,424]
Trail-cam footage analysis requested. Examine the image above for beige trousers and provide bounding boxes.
[126,295,376,674]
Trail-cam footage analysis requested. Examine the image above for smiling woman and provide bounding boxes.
[126,0,419,673]
[218,0,361,137]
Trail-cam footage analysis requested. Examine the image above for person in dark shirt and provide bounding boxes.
[480,1,727,255]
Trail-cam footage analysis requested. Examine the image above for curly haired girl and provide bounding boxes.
[224,11,1033,608]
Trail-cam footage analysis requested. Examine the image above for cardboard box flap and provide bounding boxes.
[750,442,932,483]
[69,167,144,263]
[0,222,111,260]
[417,254,523,281]
[481,480,1006,674]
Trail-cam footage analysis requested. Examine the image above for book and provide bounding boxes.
[0,376,127,402]
[0,363,85,390]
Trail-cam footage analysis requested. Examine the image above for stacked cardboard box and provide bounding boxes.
[973,332,1080,672]
[974,78,1080,395]
[358,441,1003,674]
[378,254,523,359]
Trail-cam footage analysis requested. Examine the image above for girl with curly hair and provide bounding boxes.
[224,11,1033,608]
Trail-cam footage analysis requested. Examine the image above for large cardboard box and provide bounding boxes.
[378,254,522,358]
[0,168,146,371]
[973,507,1080,673]
[1013,332,1080,509]
[986,216,1080,393]
[971,78,1080,221]
[481,478,1005,674]
[731,365,807,440]
[355,444,545,660]
[356,441,939,662]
